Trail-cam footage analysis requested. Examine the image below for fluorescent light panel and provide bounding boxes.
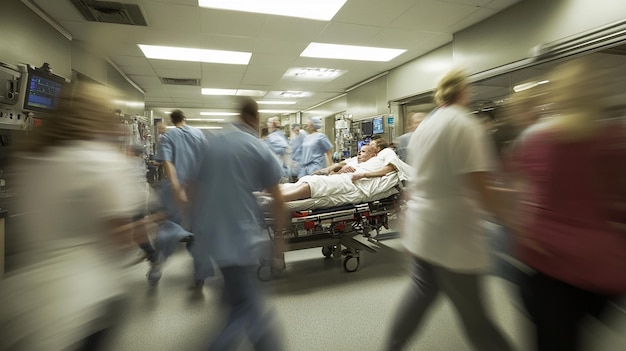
[258,101,296,105]
[138,44,251,65]
[186,118,226,122]
[201,88,266,96]
[200,112,238,116]
[284,67,345,80]
[198,0,347,21]
[301,42,406,62]
[259,109,295,113]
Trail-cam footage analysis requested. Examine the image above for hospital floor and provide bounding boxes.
[111,234,626,351]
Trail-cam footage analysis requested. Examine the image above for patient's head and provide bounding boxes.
[357,145,376,163]
[369,137,389,153]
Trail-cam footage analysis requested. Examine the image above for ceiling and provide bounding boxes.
[29,0,522,122]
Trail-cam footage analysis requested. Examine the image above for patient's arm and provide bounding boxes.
[351,164,396,182]
[314,161,345,175]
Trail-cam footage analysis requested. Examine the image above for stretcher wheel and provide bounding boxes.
[257,265,273,282]
[343,256,360,272]
[322,246,334,258]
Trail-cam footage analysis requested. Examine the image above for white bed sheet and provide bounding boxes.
[286,186,399,211]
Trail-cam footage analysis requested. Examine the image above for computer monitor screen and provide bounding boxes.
[361,120,373,135]
[23,70,64,113]
[373,116,384,134]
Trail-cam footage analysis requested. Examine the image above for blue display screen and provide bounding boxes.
[24,74,63,111]
[373,116,384,134]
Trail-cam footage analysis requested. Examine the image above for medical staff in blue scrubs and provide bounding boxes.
[289,123,307,178]
[265,116,289,177]
[190,97,286,351]
[150,109,208,286]
[298,117,333,178]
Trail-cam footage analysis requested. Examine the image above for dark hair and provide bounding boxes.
[260,127,269,138]
[170,109,185,124]
[239,97,258,118]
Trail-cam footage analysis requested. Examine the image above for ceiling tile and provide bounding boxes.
[200,9,267,38]
[259,17,327,42]
[316,22,383,46]
[369,28,438,50]
[143,1,200,32]
[390,0,479,32]
[333,0,418,27]
[448,7,498,32]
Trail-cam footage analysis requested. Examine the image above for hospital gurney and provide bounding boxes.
[258,187,403,281]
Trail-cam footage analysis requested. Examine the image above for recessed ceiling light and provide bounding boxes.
[280,91,310,98]
[186,118,226,122]
[199,112,238,116]
[259,109,296,113]
[300,42,406,62]
[201,88,266,96]
[513,80,549,93]
[236,90,267,97]
[258,101,297,105]
[284,67,345,80]
[198,0,347,21]
[138,44,251,65]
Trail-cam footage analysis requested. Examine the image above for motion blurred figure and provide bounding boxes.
[265,116,290,179]
[395,112,426,162]
[150,109,208,286]
[298,117,333,178]
[191,97,286,351]
[0,81,144,351]
[384,68,513,351]
[289,123,307,180]
[508,57,626,351]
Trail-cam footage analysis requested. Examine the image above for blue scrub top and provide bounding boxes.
[299,132,333,178]
[265,130,288,156]
[155,125,206,184]
[191,123,282,267]
[289,130,308,163]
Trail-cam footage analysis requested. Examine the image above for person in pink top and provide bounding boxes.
[508,57,626,351]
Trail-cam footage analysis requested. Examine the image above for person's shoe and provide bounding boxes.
[193,279,204,288]
[147,260,163,286]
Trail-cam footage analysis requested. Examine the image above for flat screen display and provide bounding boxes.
[23,72,64,112]
[373,116,384,134]
[361,120,373,135]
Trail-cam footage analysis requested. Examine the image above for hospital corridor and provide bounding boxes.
[105,236,625,351]
[1,0,626,350]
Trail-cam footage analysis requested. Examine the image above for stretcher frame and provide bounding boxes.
[258,191,402,281]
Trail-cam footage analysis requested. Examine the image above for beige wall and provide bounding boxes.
[455,0,626,75]
[0,0,144,116]
[0,0,71,78]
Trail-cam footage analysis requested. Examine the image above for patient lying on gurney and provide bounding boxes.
[279,144,413,202]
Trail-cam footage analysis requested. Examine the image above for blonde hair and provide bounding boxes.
[546,56,609,140]
[434,67,469,106]
[23,81,122,153]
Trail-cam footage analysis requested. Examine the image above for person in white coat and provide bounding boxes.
[384,68,513,351]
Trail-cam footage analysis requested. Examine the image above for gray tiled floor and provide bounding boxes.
[111,238,625,350]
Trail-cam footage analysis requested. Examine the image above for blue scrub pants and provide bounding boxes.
[208,266,282,351]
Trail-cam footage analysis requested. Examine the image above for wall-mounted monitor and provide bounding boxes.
[23,66,65,113]
[373,116,384,134]
[361,120,373,135]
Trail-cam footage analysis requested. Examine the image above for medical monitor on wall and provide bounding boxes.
[23,67,65,113]
[361,120,373,135]
[372,116,384,134]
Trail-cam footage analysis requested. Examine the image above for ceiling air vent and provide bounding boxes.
[70,0,148,26]
[160,77,201,86]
